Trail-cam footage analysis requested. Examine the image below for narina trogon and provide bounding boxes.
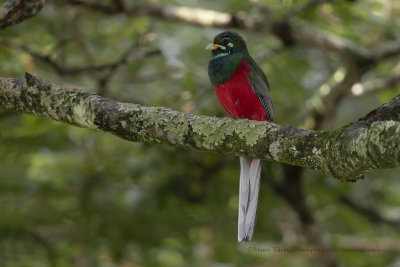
[206,31,274,242]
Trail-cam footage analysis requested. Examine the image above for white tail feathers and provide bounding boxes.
[238,157,261,242]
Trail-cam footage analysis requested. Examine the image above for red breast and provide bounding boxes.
[214,59,267,122]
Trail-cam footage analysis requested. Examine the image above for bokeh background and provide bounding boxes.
[1,0,400,266]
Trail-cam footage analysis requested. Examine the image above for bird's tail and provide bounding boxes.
[238,157,261,242]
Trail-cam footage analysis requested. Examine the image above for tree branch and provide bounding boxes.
[1,74,399,180]
[0,0,47,29]
[340,196,400,227]
[360,73,400,96]
[0,39,161,75]
[65,1,368,57]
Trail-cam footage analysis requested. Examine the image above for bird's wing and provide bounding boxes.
[246,58,274,122]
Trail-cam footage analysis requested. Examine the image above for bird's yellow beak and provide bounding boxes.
[205,43,224,51]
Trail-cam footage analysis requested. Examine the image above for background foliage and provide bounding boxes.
[1,0,400,266]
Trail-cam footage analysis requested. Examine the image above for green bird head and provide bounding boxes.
[206,31,249,58]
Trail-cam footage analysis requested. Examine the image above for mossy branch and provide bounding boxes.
[1,74,400,180]
[0,0,47,29]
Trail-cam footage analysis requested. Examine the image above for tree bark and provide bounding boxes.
[0,0,47,29]
[1,73,399,180]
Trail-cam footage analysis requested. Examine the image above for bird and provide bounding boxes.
[206,31,274,242]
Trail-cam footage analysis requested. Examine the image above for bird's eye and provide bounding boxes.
[221,38,230,45]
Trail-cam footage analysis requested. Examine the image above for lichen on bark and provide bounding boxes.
[0,74,399,181]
